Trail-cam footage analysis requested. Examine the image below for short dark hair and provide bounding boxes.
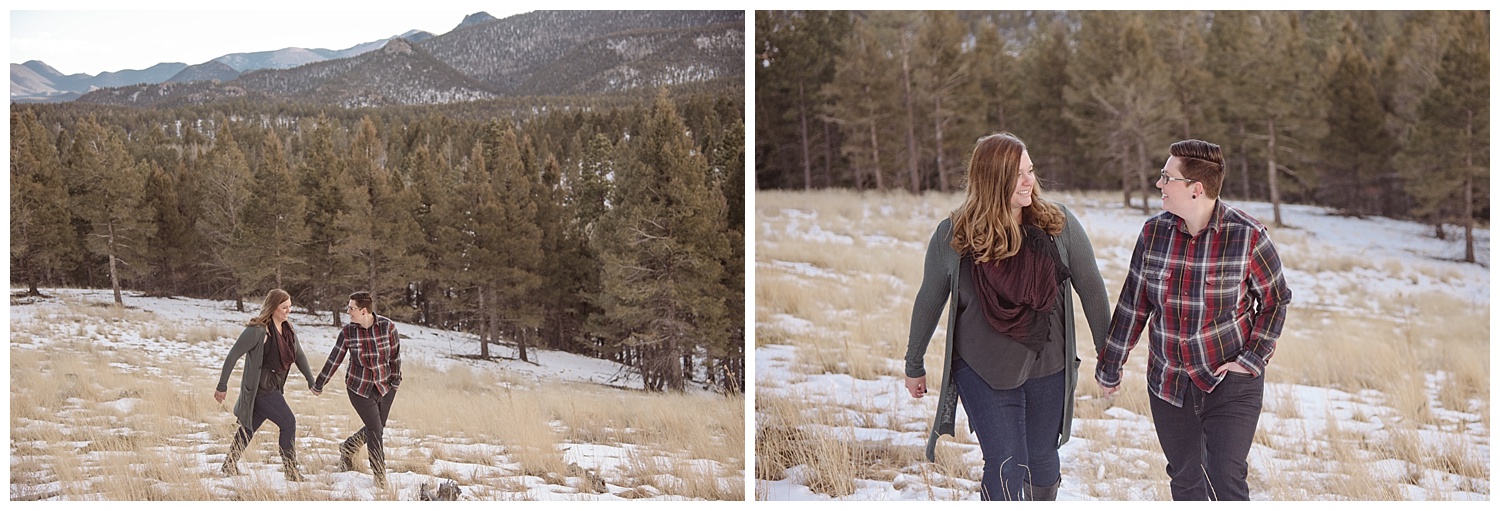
[1169,139,1225,199]
[350,291,374,314]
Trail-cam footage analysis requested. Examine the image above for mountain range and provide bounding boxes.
[11,10,743,107]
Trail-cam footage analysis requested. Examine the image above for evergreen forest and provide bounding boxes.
[756,11,1487,262]
[10,88,746,394]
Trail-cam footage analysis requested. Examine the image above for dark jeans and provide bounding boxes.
[952,358,1065,501]
[236,391,297,452]
[346,387,398,474]
[1149,370,1265,501]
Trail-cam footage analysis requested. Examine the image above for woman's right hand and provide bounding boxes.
[214,390,226,403]
[905,375,928,398]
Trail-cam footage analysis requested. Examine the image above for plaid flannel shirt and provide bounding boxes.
[1096,201,1291,407]
[314,315,402,398]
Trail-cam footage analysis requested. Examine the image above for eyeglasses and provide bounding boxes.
[1159,169,1197,185]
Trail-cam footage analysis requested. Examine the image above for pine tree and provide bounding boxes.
[1065,12,1181,213]
[914,10,970,192]
[1014,15,1083,188]
[479,124,543,362]
[1398,11,1487,263]
[964,16,1020,142]
[142,158,200,296]
[10,109,74,296]
[238,128,311,293]
[1148,11,1216,141]
[67,117,156,305]
[592,89,729,392]
[444,142,500,357]
[1320,17,1396,217]
[403,136,453,327]
[298,115,353,325]
[756,11,850,190]
[1204,10,1258,199]
[821,16,897,190]
[197,118,254,310]
[711,117,746,394]
[334,116,424,320]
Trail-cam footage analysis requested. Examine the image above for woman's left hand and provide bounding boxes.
[213,390,226,403]
[905,375,928,398]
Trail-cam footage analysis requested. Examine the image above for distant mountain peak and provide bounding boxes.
[456,12,498,31]
[383,38,415,55]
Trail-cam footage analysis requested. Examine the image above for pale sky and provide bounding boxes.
[9,3,530,76]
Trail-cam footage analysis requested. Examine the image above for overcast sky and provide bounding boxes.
[10,5,529,76]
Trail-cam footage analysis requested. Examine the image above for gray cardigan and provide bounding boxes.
[904,205,1111,462]
[216,324,314,429]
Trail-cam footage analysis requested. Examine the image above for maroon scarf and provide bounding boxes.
[269,322,297,373]
[970,224,1071,352]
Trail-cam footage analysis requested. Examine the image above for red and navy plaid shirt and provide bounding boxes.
[314,315,402,398]
[1096,201,1291,407]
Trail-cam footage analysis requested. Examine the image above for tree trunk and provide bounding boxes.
[518,327,530,364]
[1136,138,1151,215]
[1268,118,1284,227]
[934,96,949,192]
[108,222,123,305]
[368,260,378,317]
[902,47,920,193]
[1464,109,1475,263]
[798,80,813,190]
[823,120,835,187]
[1237,123,1250,199]
[869,108,884,191]
[479,288,490,359]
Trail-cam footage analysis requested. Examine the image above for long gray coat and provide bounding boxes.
[904,205,1112,462]
[215,324,314,429]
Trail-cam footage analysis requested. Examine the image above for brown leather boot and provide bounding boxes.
[220,432,247,476]
[280,447,305,482]
[338,432,365,472]
[371,454,387,488]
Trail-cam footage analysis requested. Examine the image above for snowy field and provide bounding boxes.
[754,189,1489,500]
[10,288,743,500]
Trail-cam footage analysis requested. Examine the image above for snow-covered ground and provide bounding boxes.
[755,191,1489,500]
[10,288,740,501]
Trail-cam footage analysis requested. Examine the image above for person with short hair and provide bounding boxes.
[214,288,315,481]
[905,132,1112,500]
[1096,139,1292,500]
[313,290,403,488]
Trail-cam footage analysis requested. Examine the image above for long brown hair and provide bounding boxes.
[248,289,292,327]
[950,132,1064,263]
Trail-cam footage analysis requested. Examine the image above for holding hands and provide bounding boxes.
[905,375,928,399]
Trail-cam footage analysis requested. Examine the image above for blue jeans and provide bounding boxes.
[1148,370,1264,500]
[952,358,1065,501]
[235,391,297,452]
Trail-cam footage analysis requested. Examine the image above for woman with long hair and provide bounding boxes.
[214,288,316,481]
[904,132,1111,500]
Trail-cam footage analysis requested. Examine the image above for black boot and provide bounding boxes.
[370,452,388,488]
[280,447,305,482]
[220,432,248,476]
[339,431,365,472]
[1026,480,1060,501]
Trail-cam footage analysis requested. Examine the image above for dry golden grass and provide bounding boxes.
[11,292,743,501]
[756,189,1488,500]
